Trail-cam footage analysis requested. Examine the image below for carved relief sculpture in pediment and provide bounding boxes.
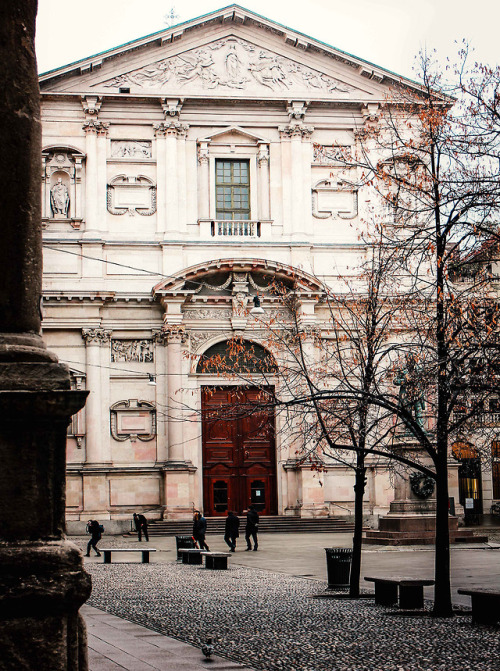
[111,339,154,362]
[110,141,152,159]
[312,179,358,220]
[107,175,157,216]
[41,148,85,227]
[99,38,353,95]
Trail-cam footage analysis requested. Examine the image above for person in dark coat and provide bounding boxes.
[245,505,259,551]
[85,519,102,556]
[193,511,209,551]
[133,512,149,542]
[224,511,240,552]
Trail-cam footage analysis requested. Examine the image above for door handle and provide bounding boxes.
[244,450,249,459]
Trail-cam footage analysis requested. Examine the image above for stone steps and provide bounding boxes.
[147,516,355,536]
[364,528,488,545]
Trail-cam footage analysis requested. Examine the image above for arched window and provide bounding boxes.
[197,340,277,375]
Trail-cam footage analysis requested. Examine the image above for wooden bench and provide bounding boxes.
[203,552,231,570]
[100,548,156,564]
[179,548,205,565]
[365,576,435,609]
[457,588,500,625]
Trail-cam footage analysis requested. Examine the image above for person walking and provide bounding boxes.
[85,519,102,557]
[224,511,240,552]
[193,510,209,551]
[133,512,149,542]
[245,505,259,551]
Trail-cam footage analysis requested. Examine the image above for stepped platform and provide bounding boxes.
[146,516,355,537]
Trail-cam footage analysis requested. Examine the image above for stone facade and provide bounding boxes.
[39,6,496,527]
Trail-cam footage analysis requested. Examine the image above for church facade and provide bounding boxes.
[40,6,493,530]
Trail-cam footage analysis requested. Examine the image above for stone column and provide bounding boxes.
[166,327,186,462]
[176,125,189,235]
[153,330,168,463]
[279,124,313,238]
[154,123,167,235]
[197,142,210,236]
[0,3,90,668]
[82,329,112,465]
[161,326,195,519]
[82,120,109,236]
[258,143,271,222]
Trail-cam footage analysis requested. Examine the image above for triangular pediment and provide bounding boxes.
[40,5,427,102]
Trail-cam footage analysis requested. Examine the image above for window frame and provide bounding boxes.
[215,158,251,221]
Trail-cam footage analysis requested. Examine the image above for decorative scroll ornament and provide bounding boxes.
[111,339,154,362]
[110,399,156,442]
[189,331,217,352]
[82,328,112,344]
[107,175,156,216]
[100,38,353,95]
[409,472,435,499]
[312,179,358,219]
[111,141,152,159]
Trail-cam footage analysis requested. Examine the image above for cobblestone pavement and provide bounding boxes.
[77,538,500,671]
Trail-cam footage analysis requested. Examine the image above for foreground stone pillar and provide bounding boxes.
[0,3,90,669]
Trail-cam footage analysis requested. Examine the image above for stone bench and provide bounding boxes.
[364,576,435,609]
[178,548,205,565]
[457,588,500,624]
[178,549,231,569]
[204,552,231,570]
[100,548,156,564]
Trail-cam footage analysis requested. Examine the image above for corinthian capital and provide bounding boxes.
[153,121,189,138]
[82,328,112,344]
[83,120,109,136]
[164,325,188,344]
[279,123,314,139]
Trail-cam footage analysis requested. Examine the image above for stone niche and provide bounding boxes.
[42,147,85,227]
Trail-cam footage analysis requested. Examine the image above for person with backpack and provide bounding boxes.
[133,512,149,542]
[85,519,102,557]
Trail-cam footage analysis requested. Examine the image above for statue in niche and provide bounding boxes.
[50,177,70,217]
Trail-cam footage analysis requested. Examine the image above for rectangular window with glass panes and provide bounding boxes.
[215,159,250,220]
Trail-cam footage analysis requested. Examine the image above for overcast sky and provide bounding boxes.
[36,0,499,79]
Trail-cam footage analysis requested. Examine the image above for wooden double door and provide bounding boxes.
[202,386,277,516]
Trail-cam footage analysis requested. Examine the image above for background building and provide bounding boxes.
[39,5,498,530]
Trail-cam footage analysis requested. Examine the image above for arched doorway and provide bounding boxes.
[199,341,278,516]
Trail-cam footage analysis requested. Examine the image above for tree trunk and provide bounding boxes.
[349,460,366,598]
[432,454,453,616]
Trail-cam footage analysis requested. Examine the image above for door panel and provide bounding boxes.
[202,386,276,516]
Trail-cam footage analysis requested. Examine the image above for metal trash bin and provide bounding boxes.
[176,535,195,561]
[325,548,352,588]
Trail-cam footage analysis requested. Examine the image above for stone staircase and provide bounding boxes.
[147,516,355,537]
